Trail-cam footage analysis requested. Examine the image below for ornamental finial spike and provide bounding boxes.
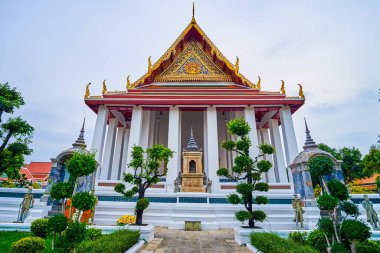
[191,2,196,23]
[235,56,240,74]
[102,79,107,95]
[280,80,286,95]
[126,75,131,89]
[84,83,91,99]
[148,56,152,72]
[298,83,305,99]
[257,76,261,90]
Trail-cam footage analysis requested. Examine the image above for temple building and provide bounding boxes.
[84,8,305,194]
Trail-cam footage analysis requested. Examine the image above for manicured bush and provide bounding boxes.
[85,227,102,240]
[10,236,45,253]
[317,218,334,238]
[251,232,318,253]
[317,193,339,211]
[341,219,371,242]
[72,191,97,211]
[56,221,87,252]
[77,229,140,253]
[66,151,97,180]
[340,201,359,218]
[327,179,349,201]
[308,156,334,178]
[357,240,380,253]
[136,198,149,211]
[330,242,349,253]
[48,214,68,234]
[307,230,328,253]
[31,218,48,238]
[1,180,16,188]
[50,181,74,201]
[288,231,308,245]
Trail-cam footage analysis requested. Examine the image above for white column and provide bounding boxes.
[166,107,181,192]
[203,111,209,175]
[206,107,221,192]
[244,107,259,158]
[119,128,130,179]
[140,110,151,150]
[269,119,287,183]
[126,107,143,173]
[110,127,125,180]
[261,128,276,183]
[100,118,117,180]
[279,106,299,167]
[91,106,109,163]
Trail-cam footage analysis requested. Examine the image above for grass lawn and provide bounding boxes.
[0,231,52,253]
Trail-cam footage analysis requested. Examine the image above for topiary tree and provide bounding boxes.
[71,191,97,221]
[50,182,74,213]
[30,218,48,238]
[216,117,275,228]
[115,144,173,225]
[10,236,45,253]
[341,219,371,253]
[47,214,68,250]
[309,156,335,190]
[307,229,328,253]
[330,242,350,253]
[55,221,87,252]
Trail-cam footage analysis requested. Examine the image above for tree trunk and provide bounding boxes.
[350,240,357,253]
[247,174,254,228]
[135,187,145,226]
[52,232,55,250]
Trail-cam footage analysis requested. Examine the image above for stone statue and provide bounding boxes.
[362,195,379,229]
[292,196,304,228]
[174,177,180,193]
[17,188,34,222]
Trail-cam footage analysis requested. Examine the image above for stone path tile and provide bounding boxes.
[138,227,249,253]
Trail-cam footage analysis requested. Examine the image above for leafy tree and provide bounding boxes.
[362,146,380,176]
[72,191,96,221]
[47,214,68,250]
[319,143,341,160]
[115,144,173,225]
[216,117,275,228]
[0,83,34,179]
[341,219,371,253]
[65,151,97,191]
[50,182,74,213]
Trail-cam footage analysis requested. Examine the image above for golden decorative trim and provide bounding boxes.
[280,80,286,95]
[298,83,305,99]
[256,76,261,90]
[126,75,131,90]
[84,83,91,99]
[102,79,107,95]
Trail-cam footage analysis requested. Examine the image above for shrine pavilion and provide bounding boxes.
[84,6,305,194]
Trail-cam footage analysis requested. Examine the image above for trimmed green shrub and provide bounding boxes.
[341,219,371,242]
[72,191,97,211]
[47,214,68,234]
[10,236,45,253]
[317,218,334,238]
[309,156,334,178]
[250,232,318,253]
[327,179,349,201]
[307,230,328,253]
[85,227,102,240]
[357,240,380,253]
[50,182,74,201]
[1,180,16,188]
[340,201,359,218]
[31,218,48,238]
[66,151,97,180]
[288,231,308,245]
[317,193,339,211]
[136,198,149,210]
[330,242,349,253]
[56,221,87,252]
[77,229,140,253]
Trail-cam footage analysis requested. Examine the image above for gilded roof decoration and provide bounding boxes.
[155,41,231,82]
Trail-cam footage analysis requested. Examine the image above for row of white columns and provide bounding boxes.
[90,105,298,191]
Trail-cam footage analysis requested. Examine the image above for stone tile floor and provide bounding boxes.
[138,227,249,253]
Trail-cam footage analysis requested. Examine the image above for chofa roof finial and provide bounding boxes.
[191,2,196,23]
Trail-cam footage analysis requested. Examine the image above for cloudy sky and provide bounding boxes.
[0,1,379,163]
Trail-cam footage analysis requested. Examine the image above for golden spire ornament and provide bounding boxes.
[280,80,286,95]
[84,83,91,99]
[298,84,305,99]
[235,56,239,75]
[256,76,261,90]
[148,56,152,74]
[126,75,131,89]
[102,79,107,95]
[191,2,196,23]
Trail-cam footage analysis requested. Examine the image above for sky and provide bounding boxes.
[0,1,379,163]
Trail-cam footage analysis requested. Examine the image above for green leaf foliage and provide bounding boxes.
[31,218,48,238]
[66,151,97,180]
[77,229,140,253]
[136,198,149,210]
[307,229,328,253]
[10,236,45,253]
[257,160,272,173]
[222,140,236,151]
[228,194,241,205]
[114,183,126,194]
[363,146,380,176]
[309,156,335,177]
[47,214,68,234]
[259,144,275,155]
[216,168,229,177]
[50,182,74,200]
[235,210,251,222]
[252,210,266,222]
[72,192,97,211]
[317,218,334,238]
[356,240,380,253]
[236,183,253,195]
[255,196,269,205]
[317,193,339,211]
[288,231,308,245]
[56,221,87,252]
[255,182,269,192]
[340,201,359,218]
[236,138,250,152]
[85,228,102,241]
[330,242,350,253]
[227,117,250,136]
[341,219,371,242]
[327,179,349,201]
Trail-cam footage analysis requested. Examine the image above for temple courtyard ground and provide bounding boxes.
[138,227,248,253]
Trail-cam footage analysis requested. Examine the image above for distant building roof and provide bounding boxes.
[27,162,52,174]
[353,174,380,188]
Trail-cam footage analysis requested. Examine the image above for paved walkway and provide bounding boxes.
[139,227,249,253]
